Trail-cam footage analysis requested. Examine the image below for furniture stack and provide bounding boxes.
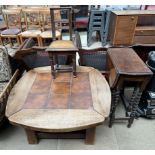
[108,10,155,45]
[0,6,63,47]
[87,9,105,47]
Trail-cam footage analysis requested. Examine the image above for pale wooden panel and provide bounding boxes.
[6,72,36,117]
[9,109,104,132]
[112,10,155,15]
[89,69,111,117]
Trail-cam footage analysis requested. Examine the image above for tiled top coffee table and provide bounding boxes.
[6,66,111,144]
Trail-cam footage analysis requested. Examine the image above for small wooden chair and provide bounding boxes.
[46,7,78,79]
[39,7,62,46]
[19,8,42,46]
[1,9,22,47]
[14,38,68,71]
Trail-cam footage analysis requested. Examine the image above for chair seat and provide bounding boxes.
[20,30,41,37]
[49,40,77,50]
[1,28,21,35]
[40,30,61,39]
[0,82,8,94]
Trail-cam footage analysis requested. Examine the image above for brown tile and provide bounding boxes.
[71,81,91,94]
[36,73,52,81]
[47,94,69,109]
[52,82,70,94]
[24,94,48,109]
[54,72,72,82]
[70,93,92,109]
[73,73,89,83]
[30,81,51,94]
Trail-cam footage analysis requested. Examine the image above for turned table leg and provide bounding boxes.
[72,54,77,77]
[85,127,96,145]
[109,90,120,128]
[25,129,39,144]
[128,88,142,128]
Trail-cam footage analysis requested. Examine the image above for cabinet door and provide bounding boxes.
[114,15,138,45]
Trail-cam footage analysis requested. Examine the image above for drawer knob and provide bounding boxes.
[131,16,135,20]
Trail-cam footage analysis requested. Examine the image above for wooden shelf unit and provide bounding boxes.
[108,10,155,46]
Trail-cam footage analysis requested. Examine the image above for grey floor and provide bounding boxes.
[0,103,155,150]
[1,32,155,150]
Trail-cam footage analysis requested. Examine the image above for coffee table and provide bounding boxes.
[5,66,111,144]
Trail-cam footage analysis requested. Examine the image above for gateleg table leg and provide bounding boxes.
[109,90,120,128]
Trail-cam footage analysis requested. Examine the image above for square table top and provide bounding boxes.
[6,66,111,132]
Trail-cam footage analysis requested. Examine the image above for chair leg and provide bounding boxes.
[16,36,21,46]
[37,36,41,46]
[39,37,43,46]
[19,35,24,44]
[0,36,3,45]
[8,37,13,47]
[72,54,77,77]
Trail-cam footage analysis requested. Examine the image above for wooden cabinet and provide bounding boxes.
[108,10,155,46]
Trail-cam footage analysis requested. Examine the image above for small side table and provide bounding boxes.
[107,48,153,127]
[46,40,78,79]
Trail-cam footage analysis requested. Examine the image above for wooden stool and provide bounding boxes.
[107,48,153,128]
[46,40,78,79]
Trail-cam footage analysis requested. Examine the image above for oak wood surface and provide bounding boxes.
[107,48,153,88]
[112,10,155,15]
[109,11,155,45]
[6,66,111,132]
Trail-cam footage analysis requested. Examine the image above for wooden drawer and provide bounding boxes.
[135,26,155,36]
[114,15,138,45]
[134,35,155,44]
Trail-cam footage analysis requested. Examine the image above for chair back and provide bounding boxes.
[22,8,42,31]
[40,7,61,31]
[50,7,73,41]
[2,9,22,30]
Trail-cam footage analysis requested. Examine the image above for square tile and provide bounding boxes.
[24,94,48,109]
[47,94,69,109]
[70,93,92,109]
[30,81,51,94]
[52,82,70,94]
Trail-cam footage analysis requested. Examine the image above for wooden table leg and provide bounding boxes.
[109,90,120,128]
[50,55,56,79]
[85,127,96,145]
[73,54,77,77]
[128,89,142,128]
[25,129,39,144]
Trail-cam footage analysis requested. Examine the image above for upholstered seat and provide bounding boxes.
[1,28,21,36]
[20,30,41,37]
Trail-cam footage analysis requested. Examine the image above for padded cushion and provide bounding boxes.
[0,46,12,82]
[1,28,21,35]
[0,82,7,94]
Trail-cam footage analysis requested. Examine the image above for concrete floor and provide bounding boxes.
[0,103,155,150]
[1,31,155,150]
